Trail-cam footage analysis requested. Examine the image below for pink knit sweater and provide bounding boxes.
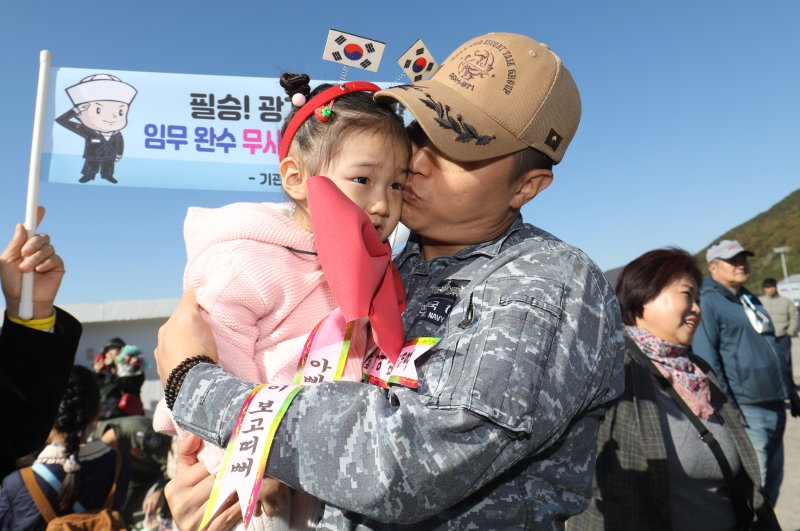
[153,202,366,471]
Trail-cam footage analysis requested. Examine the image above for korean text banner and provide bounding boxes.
[42,67,387,195]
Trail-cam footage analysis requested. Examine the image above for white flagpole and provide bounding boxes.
[19,50,51,320]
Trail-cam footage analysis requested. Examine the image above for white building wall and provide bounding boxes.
[778,274,800,305]
[1,298,180,414]
[72,317,170,413]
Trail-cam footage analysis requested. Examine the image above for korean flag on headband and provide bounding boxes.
[322,29,385,73]
[397,39,439,82]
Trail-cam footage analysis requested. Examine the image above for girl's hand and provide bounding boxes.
[256,478,291,518]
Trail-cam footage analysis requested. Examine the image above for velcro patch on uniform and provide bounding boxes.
[417,279,469,326]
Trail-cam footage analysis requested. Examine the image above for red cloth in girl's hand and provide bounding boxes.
[307,176,406,363]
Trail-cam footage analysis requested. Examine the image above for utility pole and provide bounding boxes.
[773,246,791,281]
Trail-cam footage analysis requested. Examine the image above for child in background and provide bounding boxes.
[154,73,410,529]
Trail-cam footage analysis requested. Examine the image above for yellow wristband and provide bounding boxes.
[7,313,57,331]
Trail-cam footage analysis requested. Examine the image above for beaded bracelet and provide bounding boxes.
[164,355,215,410]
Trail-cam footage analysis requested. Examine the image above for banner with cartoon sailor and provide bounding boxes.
[55,74,137,184]
[43,67,361,195]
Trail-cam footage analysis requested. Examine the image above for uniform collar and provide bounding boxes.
[396,216,526,268]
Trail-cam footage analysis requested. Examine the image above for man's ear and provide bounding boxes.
[280,157,307,202]
[510,169,553,209]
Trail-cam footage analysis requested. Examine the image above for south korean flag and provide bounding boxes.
[322,29,385,73]
[397,39,439,82]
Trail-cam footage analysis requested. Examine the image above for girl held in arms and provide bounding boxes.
[154,73,410,530]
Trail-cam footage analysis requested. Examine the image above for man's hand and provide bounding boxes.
[164,434,241,530]
[155,291,217,387]
[0,206,65,319]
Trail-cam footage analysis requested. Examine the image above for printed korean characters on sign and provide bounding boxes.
[322,29,385,72]
[43,67,339,194]
[397,39,439,82]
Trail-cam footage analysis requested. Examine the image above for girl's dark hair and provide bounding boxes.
[279,73,410,176]
[54,365,100,513]
[615,247,702,326]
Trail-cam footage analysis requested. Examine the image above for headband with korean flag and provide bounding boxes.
[278,81,382,161]
[397,38,440,82]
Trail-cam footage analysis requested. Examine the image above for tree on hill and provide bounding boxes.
[695,188,800,293]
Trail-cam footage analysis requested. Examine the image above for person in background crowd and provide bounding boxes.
[569,248,779,530]
[114,345,146,416]
[692,240,800,506]
[156,32,625,530]
[0,365,132,529]
[95,415,171,525]
[0,207,81,478]
[761,277,799,374]
[94,337,125,376]
[97,344,146,419]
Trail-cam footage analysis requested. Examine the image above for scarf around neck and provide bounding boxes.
[627,325,715,420]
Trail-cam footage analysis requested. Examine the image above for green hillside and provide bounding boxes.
[696,188,800,292]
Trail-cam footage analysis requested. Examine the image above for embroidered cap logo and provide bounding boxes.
[458,49,495,80]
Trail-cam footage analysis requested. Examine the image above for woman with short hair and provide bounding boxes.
[570,248,779,530]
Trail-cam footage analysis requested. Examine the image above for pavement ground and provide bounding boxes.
[774,337,800,531]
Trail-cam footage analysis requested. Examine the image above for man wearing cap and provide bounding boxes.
[155,32,624,530]
[761,277,799,370]
[692,239,800,506]
[56,74,137,184]
[95,415,171,524]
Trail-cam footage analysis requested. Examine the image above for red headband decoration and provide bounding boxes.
[278,81,381,161]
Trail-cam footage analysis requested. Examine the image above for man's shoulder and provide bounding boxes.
[501,222,612,297]
[700,276,727,300]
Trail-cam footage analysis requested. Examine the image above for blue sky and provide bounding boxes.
[2,1,798,304]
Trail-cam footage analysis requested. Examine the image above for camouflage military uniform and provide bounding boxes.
[174,217,625,529]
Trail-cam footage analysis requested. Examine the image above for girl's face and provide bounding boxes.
[319,129,409,242]
[636,274,701,346]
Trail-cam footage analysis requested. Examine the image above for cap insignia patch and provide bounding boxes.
[457,50,495,80]
[544,128,563,152]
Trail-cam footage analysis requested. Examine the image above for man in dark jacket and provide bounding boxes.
[0,208,81,478]
[693,239,800,506]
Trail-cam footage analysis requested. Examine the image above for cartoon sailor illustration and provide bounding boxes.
[55,74,137,184]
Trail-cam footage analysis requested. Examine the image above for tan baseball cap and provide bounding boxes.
[376,32,581,163]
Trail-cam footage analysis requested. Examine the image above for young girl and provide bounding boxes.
[0,365,131,529]
[154,73,410,528]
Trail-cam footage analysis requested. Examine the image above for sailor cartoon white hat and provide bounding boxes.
[66,74,137,106]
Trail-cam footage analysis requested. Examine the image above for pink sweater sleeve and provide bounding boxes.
[153,239,269,438]
[185,239,270,383]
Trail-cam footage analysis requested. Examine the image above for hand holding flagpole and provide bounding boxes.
[19,50,51,320]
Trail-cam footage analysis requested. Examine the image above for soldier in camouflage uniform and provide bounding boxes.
[156,32,625,530]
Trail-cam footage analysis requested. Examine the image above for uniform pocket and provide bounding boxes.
[457,276,565,433]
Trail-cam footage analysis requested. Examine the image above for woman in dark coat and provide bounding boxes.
[569,248,779,530]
